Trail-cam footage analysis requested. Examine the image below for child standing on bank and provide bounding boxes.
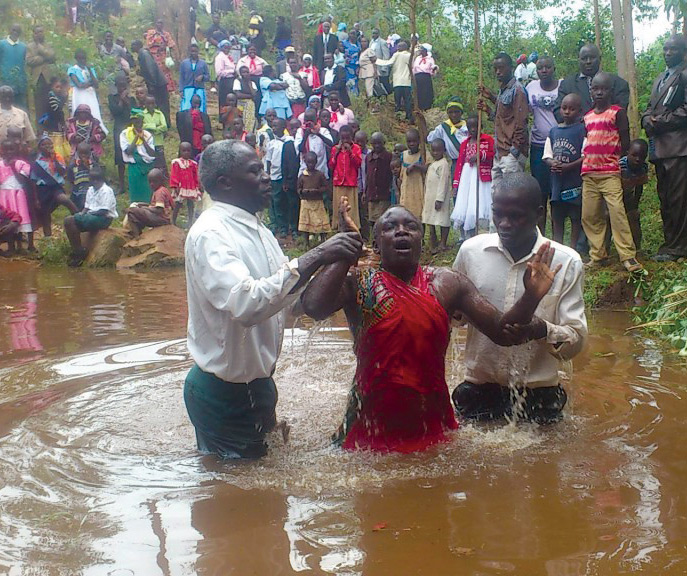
[451,114,495,239]
[582,72,642,272]
[298,151,330,248]
[543,93,585,249]
[422,139,452,253]
[170,142,202,227]
[329,125,363,230]
[620,139,649,252]
[399,128,425,220]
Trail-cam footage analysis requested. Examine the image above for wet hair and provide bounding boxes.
[630,138,649,155]
[493,52,513,67]
[494,173,541,210]
[199,140,255,196]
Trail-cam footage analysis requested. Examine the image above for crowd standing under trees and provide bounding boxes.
[0,0,683,273]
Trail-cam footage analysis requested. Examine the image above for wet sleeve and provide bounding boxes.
[543,260,588,360]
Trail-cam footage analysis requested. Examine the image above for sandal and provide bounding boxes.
[623,258,643,272]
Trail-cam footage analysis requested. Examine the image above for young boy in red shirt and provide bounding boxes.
[329,124,362,230]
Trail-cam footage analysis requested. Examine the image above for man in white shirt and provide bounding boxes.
[293,107,333,177]
[372,40,412,121]
[452,173,587,424]
[63,166,118,267]
[183,140,363,459]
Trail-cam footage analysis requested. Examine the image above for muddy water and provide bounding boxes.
[1,261,687,575]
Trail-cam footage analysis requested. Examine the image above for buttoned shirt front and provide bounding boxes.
[185,201,302,383]
[453,231,587,388]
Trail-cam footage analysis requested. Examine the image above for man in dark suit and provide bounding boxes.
[554,44,629,122]
[642,35,687,261]
[131,39,171,126]
[312,20,338,72]
[315,53,350,106]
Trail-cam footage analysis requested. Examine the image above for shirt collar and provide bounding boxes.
[213,200,261,230]
[6,37,17,46]
[484,229,545,265]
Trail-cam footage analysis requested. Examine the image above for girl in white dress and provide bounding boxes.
[451,115,494,239]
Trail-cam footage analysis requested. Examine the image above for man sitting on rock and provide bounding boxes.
[63,165,118,267]
[125,168,174,238]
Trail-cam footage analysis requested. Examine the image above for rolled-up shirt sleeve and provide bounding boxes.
[544,260,588,360]
[191,232,302,327]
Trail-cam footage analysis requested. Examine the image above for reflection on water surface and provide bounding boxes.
[1,261,687,575]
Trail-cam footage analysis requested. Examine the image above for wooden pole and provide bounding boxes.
[474,0,482,234]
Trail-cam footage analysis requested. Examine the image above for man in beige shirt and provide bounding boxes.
[358,37,376,99]
[26,25,56,125]
[452,173,587,424]
[372,40,412,121]
[0,85,35,144]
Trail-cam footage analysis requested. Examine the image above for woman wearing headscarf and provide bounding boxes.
[337,22,348,42]
[120,109,156,203]
[426,98,468,170]
[412,44,438,111]
[298,94,321,123]
[215,40,236,117]
[299,54,321,90]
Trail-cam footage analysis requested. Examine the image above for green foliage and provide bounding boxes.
[633,264,687,354]
[37,235,71,266]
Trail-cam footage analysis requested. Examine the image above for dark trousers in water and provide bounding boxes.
[452,381,567,425]
[183,364,278,459]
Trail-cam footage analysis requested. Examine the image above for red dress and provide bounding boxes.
[338,266,458,453]
[169,158,201,201]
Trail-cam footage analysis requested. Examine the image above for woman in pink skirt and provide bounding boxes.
[0,139,35,251]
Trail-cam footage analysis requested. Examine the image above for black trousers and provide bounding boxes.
[394,86,412,120]
[452,381,567,425]
[655,156,687,257]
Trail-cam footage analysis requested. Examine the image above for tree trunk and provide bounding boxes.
[407,0,427,163]
[610,0,628,79]
[593,0,602,48]
[622,0,640,138]
[291,0,304,54]
[156,0,191,56]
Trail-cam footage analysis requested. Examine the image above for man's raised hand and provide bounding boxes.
[523,242,562,301]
